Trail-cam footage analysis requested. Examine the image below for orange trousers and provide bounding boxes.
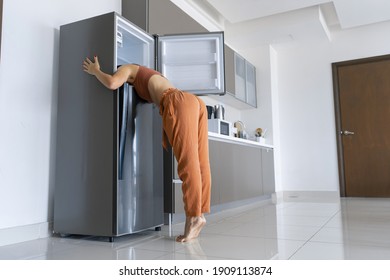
[159,88,211,217]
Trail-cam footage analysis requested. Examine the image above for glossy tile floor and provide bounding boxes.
[2,197,390,260]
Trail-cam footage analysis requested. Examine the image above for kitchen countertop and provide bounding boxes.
[208,132,274,149]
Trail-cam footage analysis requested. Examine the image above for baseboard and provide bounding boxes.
[281,191,340,202]
[0,222,52,247]
[165,195,273,225]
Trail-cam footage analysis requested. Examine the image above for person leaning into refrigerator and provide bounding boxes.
[82,56,211,243]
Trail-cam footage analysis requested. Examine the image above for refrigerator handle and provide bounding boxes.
[118,83,129,180]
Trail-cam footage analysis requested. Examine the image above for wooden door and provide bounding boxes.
[333,55,390,197]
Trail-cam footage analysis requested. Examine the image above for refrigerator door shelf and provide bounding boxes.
[156,32,225,95]
[116,16,155,68]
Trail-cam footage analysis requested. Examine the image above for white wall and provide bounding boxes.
[0,0,120,245]
[272,21,390,193]
[233,20,390,196]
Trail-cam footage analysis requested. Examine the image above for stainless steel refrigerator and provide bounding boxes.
[53,12,225,240]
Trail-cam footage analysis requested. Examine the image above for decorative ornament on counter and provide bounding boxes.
[255,128,263,137]
[234,121,246,138]
[255,127,266,144]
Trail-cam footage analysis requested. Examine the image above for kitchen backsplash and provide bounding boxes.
[200,96,241,125]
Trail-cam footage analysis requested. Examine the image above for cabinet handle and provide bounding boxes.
[341,130,355,136]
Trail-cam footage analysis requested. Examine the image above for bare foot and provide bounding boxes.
[176,215,206,242]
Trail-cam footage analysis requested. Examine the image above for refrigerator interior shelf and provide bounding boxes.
[161,61,217,66]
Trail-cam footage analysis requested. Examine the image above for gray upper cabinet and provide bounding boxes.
[234,52,247,102]
[223,45,257,109]
[122,0,207,34]
[149,0,207,34]
[246,60,257,107]
[122,0,149,31]
[224,44,235,97]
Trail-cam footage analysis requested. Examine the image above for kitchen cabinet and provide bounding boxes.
[122,0,149,31]
[224,44,236,99]
[261,147,276,195]
[234,52,257,107]
[216,141,263,204]
[208,135,275,205]
[245,60,257,107]
[234,52,247,102]
[209,140,223,206]
[166,135,275,223]
[219,45,257,109]
[122,0,207,34]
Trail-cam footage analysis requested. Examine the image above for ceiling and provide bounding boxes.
[178,0,390,50]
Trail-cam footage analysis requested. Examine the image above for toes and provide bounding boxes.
[176,235,185,242]
[176,216,207,243]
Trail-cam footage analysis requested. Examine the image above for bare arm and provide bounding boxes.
[82,56,133,90]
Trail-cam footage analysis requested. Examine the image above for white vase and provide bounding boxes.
[256,136,265,144]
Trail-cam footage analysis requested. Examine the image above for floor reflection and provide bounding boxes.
[2,198,390,259]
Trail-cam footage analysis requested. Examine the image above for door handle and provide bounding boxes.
[341,130,355,135]
[118,84,130,180]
